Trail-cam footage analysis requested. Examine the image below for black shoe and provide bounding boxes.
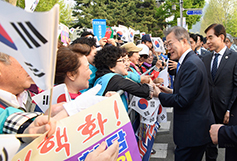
[151,148,156,155]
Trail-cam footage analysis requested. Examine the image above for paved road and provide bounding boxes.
[149,108,225,161]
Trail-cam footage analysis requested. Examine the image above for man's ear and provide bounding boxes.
[220,34,225,42]
[182,38,188,44]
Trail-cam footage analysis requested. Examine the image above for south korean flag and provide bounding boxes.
[32,84,71,113]
[129,96,159,118]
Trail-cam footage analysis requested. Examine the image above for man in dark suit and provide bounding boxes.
[156,26,215,161]
[196,34,210,57]
[202,24,237,161]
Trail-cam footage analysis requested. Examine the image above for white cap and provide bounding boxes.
[137,44,149,56]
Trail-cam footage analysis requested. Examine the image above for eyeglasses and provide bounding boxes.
[225,40,230,43]
[140,55,148,59]
[117,59,129,63]
[164,39,183,49]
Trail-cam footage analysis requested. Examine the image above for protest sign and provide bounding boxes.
[0,135,21,161]
[60,23,69,44]
[92,19,106,41]
[12,94,141,161]
[0,1,59,90]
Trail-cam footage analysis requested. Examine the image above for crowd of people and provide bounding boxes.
[1,23,237,161]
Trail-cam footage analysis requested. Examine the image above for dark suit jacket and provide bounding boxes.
[159,50,215,147]
[219,125,237,148]
[196,48,210,60]
[202,48,237,124]
[218,125,237,161]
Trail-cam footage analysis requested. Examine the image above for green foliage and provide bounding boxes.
[16,0,73,26]
[200,0,237,37]
[159,0,205,29]
[72,0,205,37]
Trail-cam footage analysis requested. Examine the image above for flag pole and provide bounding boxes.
[14,134,42,138]
[48,87,54,122]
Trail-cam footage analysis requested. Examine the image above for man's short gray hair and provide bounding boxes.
[164,26,190,43]
[0,52,11,64]
[226,33,234,43]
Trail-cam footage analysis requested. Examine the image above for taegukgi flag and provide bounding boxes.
[128,27,135,42]
[151,37,166,53]
[140,32,146,39]
[0,1,59,90]
[118,25,129,42]
[32,84,71,113]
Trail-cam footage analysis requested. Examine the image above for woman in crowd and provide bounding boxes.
[140,50,164,84]
[94,45,159,111]
[121,42,151,84]
[55,44,92,99]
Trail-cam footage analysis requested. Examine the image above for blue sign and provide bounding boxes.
[186,10,202,15]
[92,19,106,41]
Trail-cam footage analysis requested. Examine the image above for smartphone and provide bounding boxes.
[104,28,112,40]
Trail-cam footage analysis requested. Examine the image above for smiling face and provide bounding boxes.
[129,52,140,65]
[110,55,129,76]
[206,28,225,53]
[166,32,185,60]
[66,55,92,93]
[144,50,153,64]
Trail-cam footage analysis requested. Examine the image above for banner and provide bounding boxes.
[92,19,106,41]
[32,84,71,113]
[0,1,59,90]
[25,0,39,12]
[151,37,166,53]
[0,135,21,161]
[12,94,141,161]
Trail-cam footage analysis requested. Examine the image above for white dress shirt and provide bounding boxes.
[178,48,192,70]
[0,89,28,109]
[210,46,227,71]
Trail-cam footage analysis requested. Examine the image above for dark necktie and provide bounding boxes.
[211,53,220,80]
